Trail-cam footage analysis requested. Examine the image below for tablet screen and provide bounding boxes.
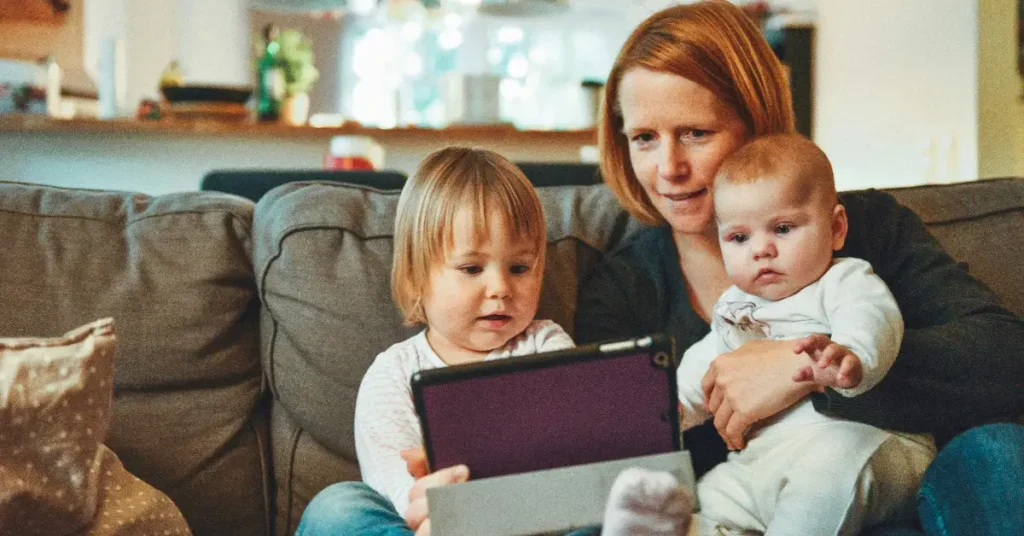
[412,335,679,479]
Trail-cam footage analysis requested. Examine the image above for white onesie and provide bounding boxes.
[678,258,935,535]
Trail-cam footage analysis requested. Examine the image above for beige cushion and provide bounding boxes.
[83,444,191,536]
[0,318,190,536]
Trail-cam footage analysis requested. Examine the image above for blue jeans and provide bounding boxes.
[295,481,600,536]
[918,423,1024,535]
[295,482,412,536]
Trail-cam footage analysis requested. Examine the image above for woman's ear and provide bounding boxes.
[831,203,848,251]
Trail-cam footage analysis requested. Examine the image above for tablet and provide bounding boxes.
[411,334,680,480]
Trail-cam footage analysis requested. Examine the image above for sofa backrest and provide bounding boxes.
[253,182,642,534]
[886,178,1024,317]
[0,181,270,536]
[254,176,1024,533]
[4,174,1019,536]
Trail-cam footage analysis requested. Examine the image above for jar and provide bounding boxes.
[324,136,385,170]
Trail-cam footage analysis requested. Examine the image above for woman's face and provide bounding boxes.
[618,68,750,236]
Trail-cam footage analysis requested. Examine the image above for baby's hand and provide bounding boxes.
[791,334,863,389]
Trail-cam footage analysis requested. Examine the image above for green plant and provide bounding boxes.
[279,29,320,96]
[255,28,320,97]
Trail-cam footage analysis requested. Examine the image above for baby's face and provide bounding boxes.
[715,177,844,301]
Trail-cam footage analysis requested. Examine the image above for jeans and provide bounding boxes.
[918,423,1024,536]
[295,482,412,536]
[292,482,915,536]
[295,481,601,536]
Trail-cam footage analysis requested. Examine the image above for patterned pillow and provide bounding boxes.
[0,318,191,536]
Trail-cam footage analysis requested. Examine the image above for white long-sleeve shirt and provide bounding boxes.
[678,257,904,435]
[353,319,574,516]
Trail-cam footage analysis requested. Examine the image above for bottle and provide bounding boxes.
[256,25,284,122]
[43,55,62,117]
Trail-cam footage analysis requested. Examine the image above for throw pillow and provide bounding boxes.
[0,318,191,536]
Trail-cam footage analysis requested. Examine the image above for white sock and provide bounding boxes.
[601,467,693,536]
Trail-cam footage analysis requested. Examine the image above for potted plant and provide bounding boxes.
[276,28,320,126]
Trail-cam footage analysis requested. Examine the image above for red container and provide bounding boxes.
[323,154,375,170]
[324,135,384,170]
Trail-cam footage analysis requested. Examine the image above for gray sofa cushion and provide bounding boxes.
[888,177,1024,317]
[253,182,640,533]
[0,181,269,536]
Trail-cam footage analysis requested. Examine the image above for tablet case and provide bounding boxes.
[411,334,680,479]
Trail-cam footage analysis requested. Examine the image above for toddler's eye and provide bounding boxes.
[510,264,531,275]
[729,234,749,244]
[775,224,792,235]
[459,265,482,275]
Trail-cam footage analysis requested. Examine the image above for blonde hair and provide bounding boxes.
[600,0,796,225]
[391,147,546,325]
[715,134,836,206]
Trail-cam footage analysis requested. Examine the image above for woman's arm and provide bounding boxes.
[821,191,1024,437]
[701,339,818,449]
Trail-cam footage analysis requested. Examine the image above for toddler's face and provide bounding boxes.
[420,206,542,364]
[715,178,846,301]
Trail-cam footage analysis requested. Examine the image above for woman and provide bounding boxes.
[575,1,1024,534]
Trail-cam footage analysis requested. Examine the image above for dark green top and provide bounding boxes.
[575,189,1024,478]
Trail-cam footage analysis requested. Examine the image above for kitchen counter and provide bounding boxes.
[0,115,596,144]
[0,114,598,195]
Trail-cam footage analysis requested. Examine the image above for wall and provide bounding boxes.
[814,0,980,190]
[0,129,588,195]
[977,0,1024,178]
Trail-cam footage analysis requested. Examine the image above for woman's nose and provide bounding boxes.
[658,143,688,180]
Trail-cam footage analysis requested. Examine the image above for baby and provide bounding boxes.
[676,134,936,535]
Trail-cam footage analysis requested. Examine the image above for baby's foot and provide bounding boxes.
[602,467,693,536]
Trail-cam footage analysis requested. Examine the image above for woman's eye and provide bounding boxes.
[680,129,712,143]
[459,265,482,275]
[630,132,655,147]
[775,224,792,235]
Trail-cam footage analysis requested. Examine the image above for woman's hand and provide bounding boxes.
[700,339,818,450]
[400,447,469,536]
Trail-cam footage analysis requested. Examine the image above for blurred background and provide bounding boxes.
[1,0,1021,193]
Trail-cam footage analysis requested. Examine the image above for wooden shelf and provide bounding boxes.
[0,114,597,144]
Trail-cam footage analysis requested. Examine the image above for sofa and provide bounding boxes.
[1,176,1021,536]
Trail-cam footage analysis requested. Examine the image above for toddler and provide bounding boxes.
[676,134,936,535]
[352,147,690,536]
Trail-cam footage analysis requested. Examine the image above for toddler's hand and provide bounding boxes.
[401,446,429,479]
[404,463,469,535]
[792,334,863,389]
